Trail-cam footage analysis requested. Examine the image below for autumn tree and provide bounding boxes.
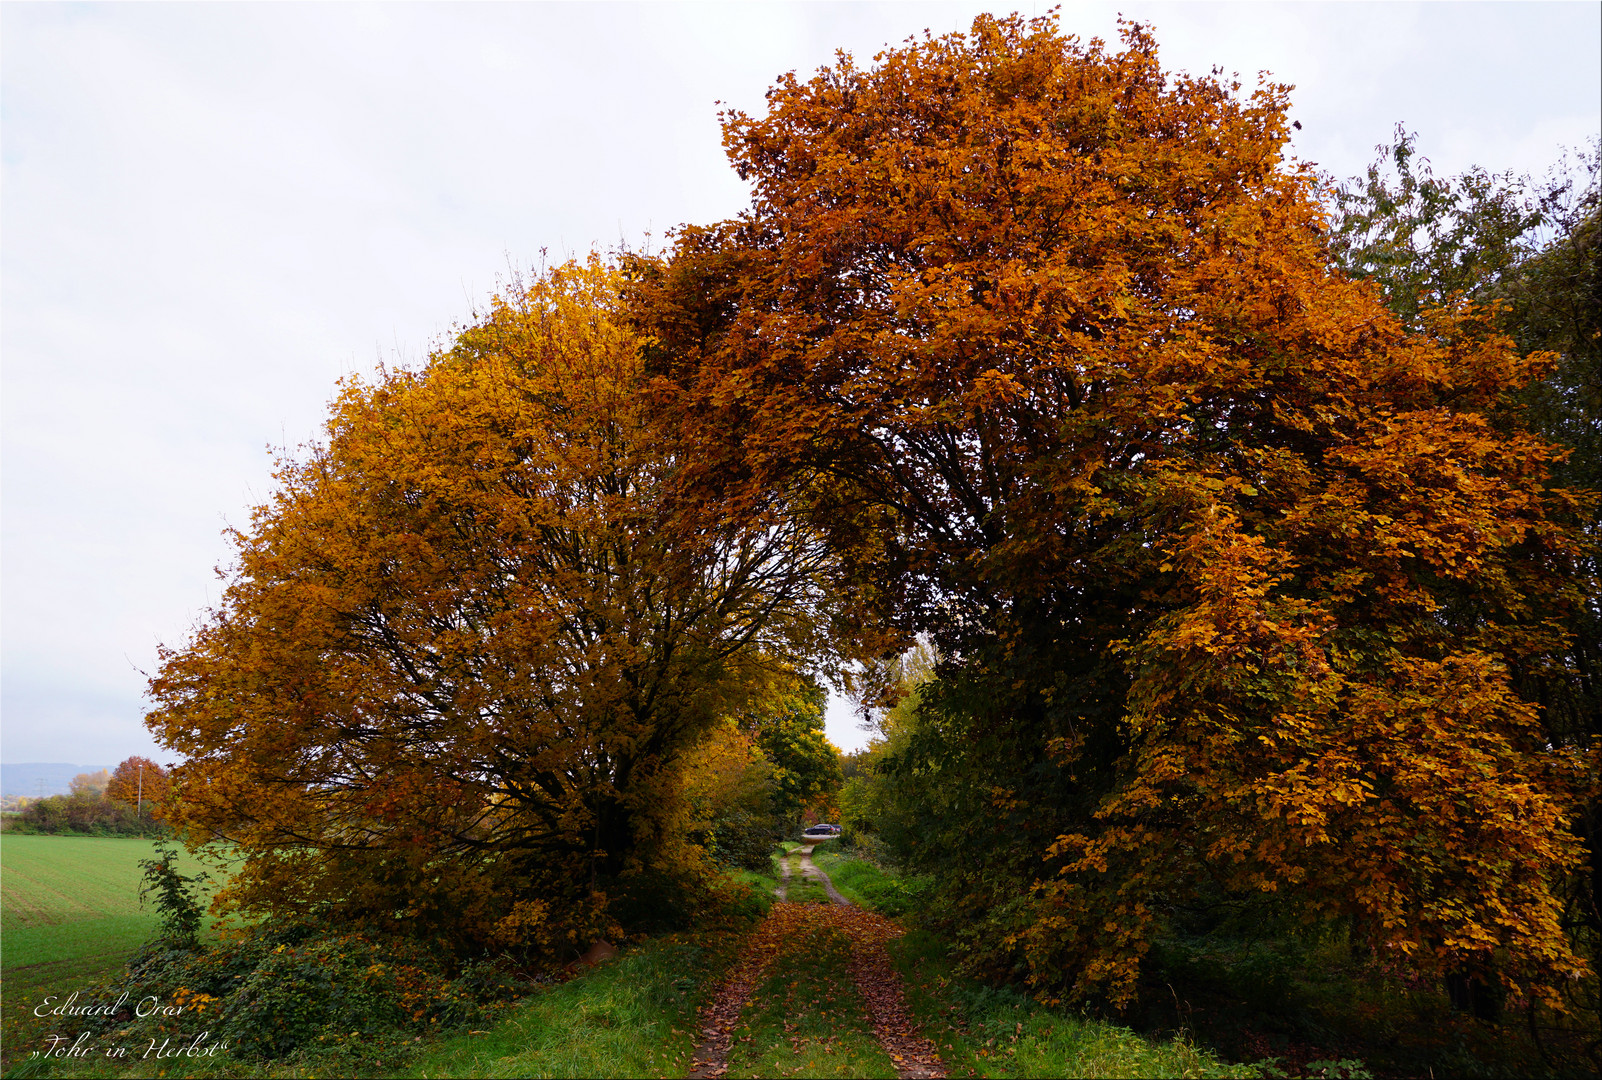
[1329,131,1601,1020]
[631,13,1591,1005]
[69,769,110,798]
[106,756,171,817]
[678,720,780,869]
[147,259,837,954]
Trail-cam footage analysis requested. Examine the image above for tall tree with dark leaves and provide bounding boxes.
[1330,130,1600,1022]
[632,14,1590,1005]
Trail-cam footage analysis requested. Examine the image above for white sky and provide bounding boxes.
[3,2,1599,764]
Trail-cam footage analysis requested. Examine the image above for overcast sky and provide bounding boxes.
[3,1,1598,764]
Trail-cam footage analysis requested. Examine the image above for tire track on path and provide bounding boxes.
[687,911,784,1079]
[800,844,947,1080]
[686,873,814,1079]
[690,845,946,1079]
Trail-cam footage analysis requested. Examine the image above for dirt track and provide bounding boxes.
[688,843,946,1080]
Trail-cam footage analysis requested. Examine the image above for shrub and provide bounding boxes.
[71,922,521,1064]
[4,791,166,836]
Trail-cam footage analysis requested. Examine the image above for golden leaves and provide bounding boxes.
[146,259,839,952]
[669,9,1593,1005]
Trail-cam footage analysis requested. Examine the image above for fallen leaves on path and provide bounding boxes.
[690,888,946,1080]
[838,906,947,1080]
[689,902,836,1077]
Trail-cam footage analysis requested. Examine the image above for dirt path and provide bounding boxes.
[800,846,946,1080]
[689,846,946,1080]
[796,843,850,907]
[686,901,813,1078]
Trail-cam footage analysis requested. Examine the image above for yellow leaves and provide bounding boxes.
[137,3,1592,1014]
[490,899,554,950]
[146,258,842,954]
[967,368,1025,409]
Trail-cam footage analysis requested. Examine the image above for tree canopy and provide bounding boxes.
[1327,127,1601,1021]
[148,259,838,953]
[631,13,1591,1004]
[106,755,171,815]
[748,683,841,831]
[145,10,1596,1014]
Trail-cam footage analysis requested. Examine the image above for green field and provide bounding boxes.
[1,836,217,1072]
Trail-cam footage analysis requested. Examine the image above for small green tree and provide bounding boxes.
[138,842,210,947]
[752,685,841,832]
[838,644,937,861]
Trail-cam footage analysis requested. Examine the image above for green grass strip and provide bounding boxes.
[779,852,830,906]
[888,930,1256,1079]
[809,849,930,917]
[402,936,725,1079]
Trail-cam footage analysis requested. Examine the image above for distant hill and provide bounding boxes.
[1,763,111,798]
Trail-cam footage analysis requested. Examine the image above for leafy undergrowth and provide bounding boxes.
[888,930,1257,1079]
[723,904,898,1079]
[810,848,931,917]
[5,923,504,1080]
[2,933,735,1080]
[1140,934,1596,1079]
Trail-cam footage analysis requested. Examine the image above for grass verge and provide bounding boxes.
[404,934,729,1079]
[809,848,930,917]
[887,930,1258,1079]
[727,868,780,918]
[2,837,221,1075]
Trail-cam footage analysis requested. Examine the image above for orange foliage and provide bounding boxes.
[105,756,170,815]
[146,259,836,953]
[631,13,1591,1003]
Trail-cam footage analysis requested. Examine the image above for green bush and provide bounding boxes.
[888,929,1259,1078]
[707,808,783,871]
[61,922,523,1066]
[137,842,210,946]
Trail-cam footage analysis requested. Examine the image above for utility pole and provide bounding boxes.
[137,765,143,819]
